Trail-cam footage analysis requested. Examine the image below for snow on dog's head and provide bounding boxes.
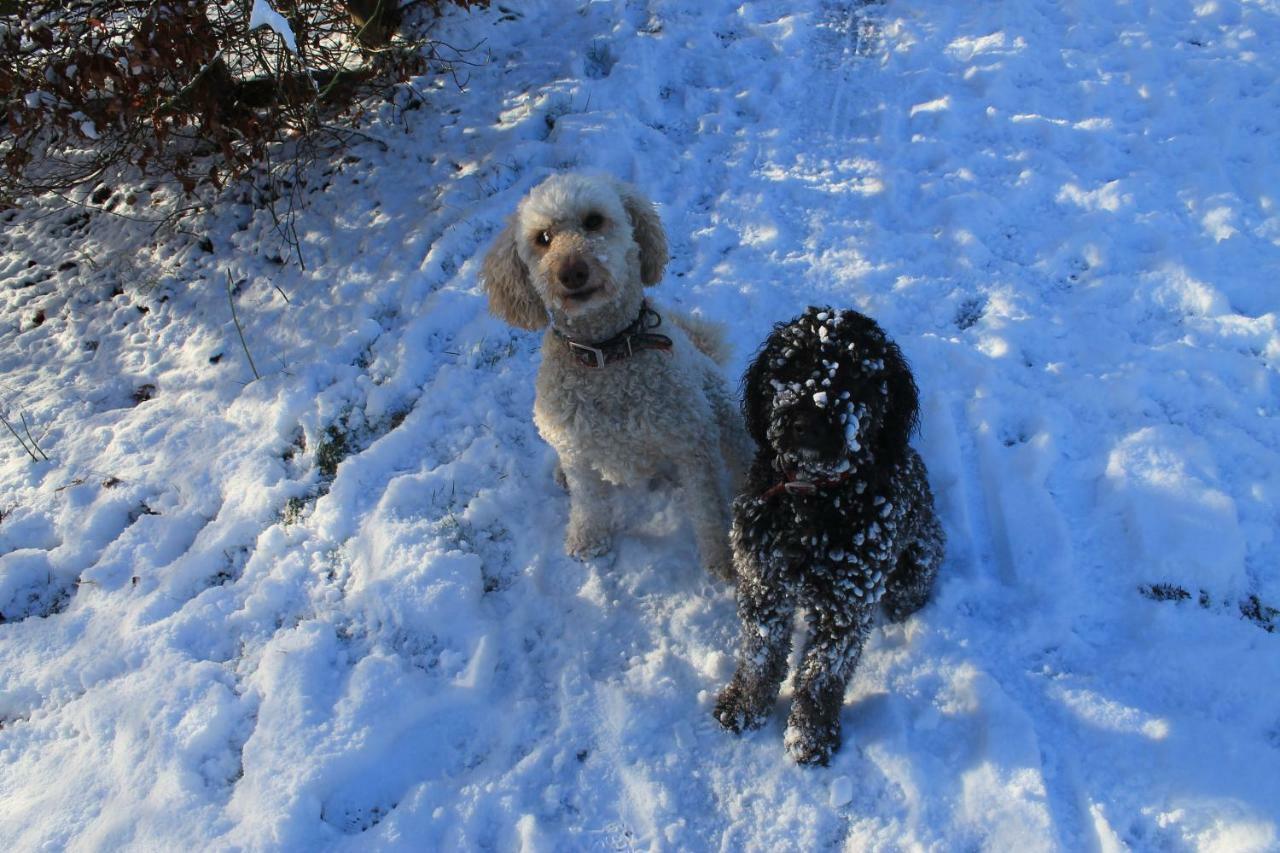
[743,306,920,478]
[480,173,668,330]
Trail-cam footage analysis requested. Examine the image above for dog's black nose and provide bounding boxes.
[557,257,591,290]
[787,409,842,457]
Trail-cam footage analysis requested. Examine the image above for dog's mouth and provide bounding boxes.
[563,286,601,304]
[774,418,853,478]
[780,447,850,478]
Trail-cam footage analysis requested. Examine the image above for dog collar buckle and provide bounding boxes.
[567,340,608,369]
[557,303,673,369]
[784,480,818,496]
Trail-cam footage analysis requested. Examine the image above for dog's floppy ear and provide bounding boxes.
[740,337,776,449]
[481,218,546,330]
[616,181,668,286]
[876,336,921,461]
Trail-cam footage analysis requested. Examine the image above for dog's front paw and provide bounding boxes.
[784,707,842,766]
[565,524,612,560]
[713,678,771,734]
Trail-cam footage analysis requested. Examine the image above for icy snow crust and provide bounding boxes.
[1,0,1279,849]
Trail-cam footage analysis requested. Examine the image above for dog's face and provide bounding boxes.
[481,174,669,330]
[515,177,638,318]
[744,307,919,478]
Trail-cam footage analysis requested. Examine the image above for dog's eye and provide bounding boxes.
[535,230,552,247]
[582,212,604,231]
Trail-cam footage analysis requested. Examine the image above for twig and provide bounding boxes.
[19,413,51,461]
[226,271,261,381]
[316,123,391,152]
[0,413,40,462]
[260,144,308,270]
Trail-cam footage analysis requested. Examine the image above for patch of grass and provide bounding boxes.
[1141,583,1278,634]
[1240,595,1278,634]
[584,40,616,79]
[316,423,352,480]
[280,396,414,527]
[282,495,312,526]
[385,407,411,432]
[0,576,73,625]
[281,429,307,464]
[280,416,357,526]
[1139,583,1192,603]
[954,296,986,331]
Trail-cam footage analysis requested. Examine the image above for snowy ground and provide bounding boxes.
[2,0,1279,849]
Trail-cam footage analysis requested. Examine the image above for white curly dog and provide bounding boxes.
[481,173,751,581]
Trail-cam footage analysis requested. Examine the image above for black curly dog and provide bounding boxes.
[714,307,944,765]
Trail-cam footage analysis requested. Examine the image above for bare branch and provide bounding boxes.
[0,413,40,463]
[19,412,51,462]
[226,271,261,382]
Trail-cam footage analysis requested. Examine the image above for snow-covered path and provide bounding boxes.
[2,0,1278,849]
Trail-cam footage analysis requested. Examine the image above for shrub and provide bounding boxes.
[0,0,484,207]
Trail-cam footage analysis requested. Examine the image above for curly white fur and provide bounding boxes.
[481,173,752,580]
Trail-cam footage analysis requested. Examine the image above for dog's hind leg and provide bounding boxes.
[714,554,795,733]
[785,604,873,766]
[680,447,736,581]
[882,510,944,623]
[706,375,753,494]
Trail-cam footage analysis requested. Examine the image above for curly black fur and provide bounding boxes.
[714,307,944,765]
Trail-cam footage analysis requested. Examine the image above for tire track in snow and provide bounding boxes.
[814,0,885,142]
